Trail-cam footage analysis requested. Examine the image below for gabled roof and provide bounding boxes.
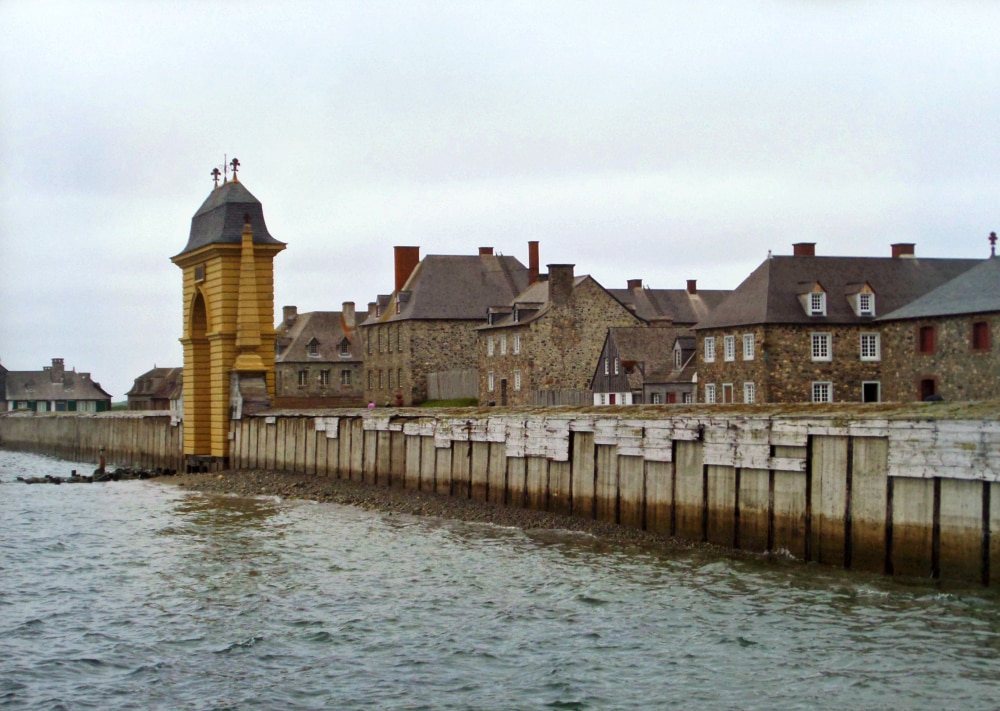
[175,180,285,258]
[5,369,112,401]
[275,310,363,363]
[694,255,982,329]
[482,275,590,329]
[878,257,1000,321]
[126,366,183,399]
[604,326,693,388]
[363,254,530,324]
[608,287,732,325]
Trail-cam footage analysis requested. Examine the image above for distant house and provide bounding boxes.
[3,358,112,412]
[126,367,183,412]
[479,264,641,407]
[591,326,692,405]
[878,254,999,402]
[360,245,532,406]
[693,243,981,404]
[274,303,365,407]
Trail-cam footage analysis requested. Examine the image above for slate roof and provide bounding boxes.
[363,254,530,324]
[175,180,285,258]
[608,287,732,325]
[481,275,591,329]
[125,367,183,400]
[275,311,363,362]
[693,255,982,329]
[877,257,1000,321]
[5,367,112,402]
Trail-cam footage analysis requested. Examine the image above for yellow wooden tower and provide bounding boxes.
[171,161,285,466]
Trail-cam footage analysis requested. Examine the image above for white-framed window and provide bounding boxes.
[743,382,755,404]
[860,332,880,361]
[500,334,507,355]
[487,336,495,357]
[378,370,384,389]
[341,370,351,386]
[513,308,519,323]
[743,334,755,361]
[514,370,522,391]
[724,335,736,362]
[809,291,827,316]
[599,393,607,405]
[812,381,833,403]
[487,371,495,392]
[320,370,330,386]
[297,370,308,386]
[858,292,874,316]
[614,358,619,375]
[651,392,662,404]
[604,357,609,375]
[811,332,832,361]
[705,383,717,404]
[674,347,683,369]
[704,337,715,363]
[513,334,521,354]
[682,392,693,404]
[397,327,403,351]
[388,369,394,389]
[367,370,373,390]
[308,340,319,357]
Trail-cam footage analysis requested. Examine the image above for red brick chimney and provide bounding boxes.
[548,264,575,306]
[627,278,643,290]
[394,246,420,291]
[479,247,493,256]
[891,243,915,259]
[528,241,540,284]
[793,242,816,257]
[687,279,697,294]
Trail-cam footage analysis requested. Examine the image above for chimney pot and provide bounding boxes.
[394,246,421,292]
[891,243,915,259]
[793,242,816,257]
[627,278,643,290]
[687,279,698,294]
[479,247,493,256]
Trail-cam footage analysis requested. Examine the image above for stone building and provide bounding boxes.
[3,358,112,412]
[126,367,183,412]
[693,242,980,404]
[479,264,641,406]
[171,168,285,463]
[274,303,364,407]
[360,245,532,406]
[878,254,999,402]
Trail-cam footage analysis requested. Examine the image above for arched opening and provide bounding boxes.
[188,291,211,454]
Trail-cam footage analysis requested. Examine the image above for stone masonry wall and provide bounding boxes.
[880,314,1000,402]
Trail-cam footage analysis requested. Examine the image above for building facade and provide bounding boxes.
[4,358,112,412]
[126,367,183,412]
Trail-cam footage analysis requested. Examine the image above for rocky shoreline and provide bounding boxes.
[163,469,703,550]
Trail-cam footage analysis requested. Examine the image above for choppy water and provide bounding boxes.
[1,450,999,710]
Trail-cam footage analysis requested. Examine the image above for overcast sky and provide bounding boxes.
[2,1,998,399]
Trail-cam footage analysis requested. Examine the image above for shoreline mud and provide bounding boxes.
[163,469,704,550]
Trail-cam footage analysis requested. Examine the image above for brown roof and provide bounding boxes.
[6,367,112,402]
[694,255,982,329]
[607,326,692,389]
[363,254,530,324]
[276,311,363,363]
[126,367,183,400]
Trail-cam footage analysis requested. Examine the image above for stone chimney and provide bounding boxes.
[394,246,420,292]
[793,242,816,257]
[687,279,697,295]
[528,241,540,285]
[282,305,298,326]
[50,358,65,383]
[548,264,575,306]
[342,301,356,330]
[367,302,378,319]
[627,278,643,290]
[479,247,493,256]
[891,243,915,259]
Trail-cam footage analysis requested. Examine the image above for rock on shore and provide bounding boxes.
[165,469,697,549]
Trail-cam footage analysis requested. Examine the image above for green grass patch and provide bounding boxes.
[418,398,479,408]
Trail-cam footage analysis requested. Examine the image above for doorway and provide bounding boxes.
[500,379,508,406]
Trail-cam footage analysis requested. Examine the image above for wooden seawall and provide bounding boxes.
[3,407,998,586]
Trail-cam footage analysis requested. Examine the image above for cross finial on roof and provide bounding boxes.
[211,167,221,187]
[990,231,997,257]
[230,157,240,182]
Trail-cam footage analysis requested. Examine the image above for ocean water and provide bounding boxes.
[1,449,998,710]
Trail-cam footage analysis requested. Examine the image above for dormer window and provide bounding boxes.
[488,311,494,325]
[395,299,401,315]
[513,308,519,323]
[307,339,320,357]
[674,345,683,369]
[339,338,351,357]
[809,291,826,316]
[858,293,874,315]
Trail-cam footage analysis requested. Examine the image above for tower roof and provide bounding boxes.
[175,180,285,257]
